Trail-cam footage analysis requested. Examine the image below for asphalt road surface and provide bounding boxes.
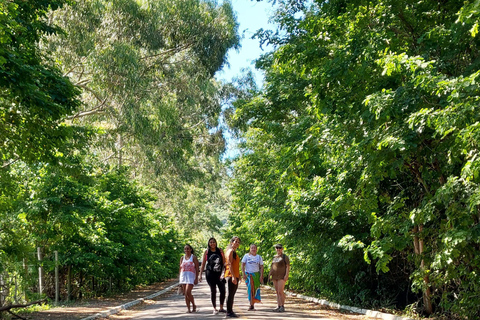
[109,279,367,320]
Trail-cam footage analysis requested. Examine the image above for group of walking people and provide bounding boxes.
[178,237,290,318]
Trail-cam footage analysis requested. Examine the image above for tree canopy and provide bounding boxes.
[226,0,480,317]
[3,0,480,318]
[0,0,80,164]
[1,0,239,306]
[44,0,239,237]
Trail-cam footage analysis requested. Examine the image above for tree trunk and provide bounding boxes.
[117,133,123,167]
[37,247,44,295]
[409,162,433,314]
[413,225,433,314]
[79,271,83,300]
[67,265,71,302]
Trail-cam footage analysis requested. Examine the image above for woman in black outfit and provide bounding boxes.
[199,237,226,314]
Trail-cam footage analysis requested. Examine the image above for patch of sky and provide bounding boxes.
[215,0,277,161]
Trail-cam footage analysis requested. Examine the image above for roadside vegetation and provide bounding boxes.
[2,1,480,319]
[224,1,480,319]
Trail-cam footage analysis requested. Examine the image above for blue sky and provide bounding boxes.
[215,0,276,85]
[216,0,277,160]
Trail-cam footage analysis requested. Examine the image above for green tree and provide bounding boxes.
[45,0,238,173]
[228,0,480,317]
[1,0,82,303]
[0,0,239,305]
[0,0,80,164]
[44,0,239,239]
[4,154,179,299]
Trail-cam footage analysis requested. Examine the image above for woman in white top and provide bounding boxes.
[179,244,199,313]
[241,244,264,311]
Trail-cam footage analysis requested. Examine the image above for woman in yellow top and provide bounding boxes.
[224,236,241,318]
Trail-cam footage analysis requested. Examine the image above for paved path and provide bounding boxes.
[109,280,367,320]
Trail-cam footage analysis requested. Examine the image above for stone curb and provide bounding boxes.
[80,283,179,320]
[264,285,414,320]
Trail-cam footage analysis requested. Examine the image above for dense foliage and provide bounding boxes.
[44,0,239,240]
[1,0,238,307]
[4,0,480,318]
[226,0,480,318]
[0,0,80,163]
[3,157,179,298]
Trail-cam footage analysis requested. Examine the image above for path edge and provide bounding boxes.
[79,283,179,320]
[263,285,415,320]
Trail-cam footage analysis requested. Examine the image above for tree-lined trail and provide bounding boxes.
[108,280,367,320]
[3,1,480,318]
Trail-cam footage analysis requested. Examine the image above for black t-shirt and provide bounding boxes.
[206,248,224,273]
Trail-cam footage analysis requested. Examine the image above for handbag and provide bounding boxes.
[177,284,184,295]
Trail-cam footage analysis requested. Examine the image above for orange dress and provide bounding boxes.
[224,249,240,279]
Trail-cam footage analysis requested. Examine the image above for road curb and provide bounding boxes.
[80,283,179,320]
[264,285,414,320]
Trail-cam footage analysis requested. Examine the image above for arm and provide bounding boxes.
[220,249,226,272]
[260,264,264,284]
[179,256,183,279]
[225,249,237,285]
[199,250,207,281]
[284,256,290,281]
[224,249,231,271]
[193,255,199,285]
[268,262,273,282]
[242,261,247,281]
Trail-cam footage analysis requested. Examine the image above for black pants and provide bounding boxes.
[206,271,225,308]
[226,277,239,313]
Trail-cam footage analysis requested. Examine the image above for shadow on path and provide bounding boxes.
[110,280,366,320]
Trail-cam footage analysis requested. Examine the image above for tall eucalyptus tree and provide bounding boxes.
[45,0,240,236]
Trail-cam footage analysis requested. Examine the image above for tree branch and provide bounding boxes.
[141,43,193,61]
[0,299,47,312]
[2,158,19,168]
[67,98,108,120]
[77,83,105,104]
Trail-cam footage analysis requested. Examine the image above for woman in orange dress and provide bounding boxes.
[224,236,241,318]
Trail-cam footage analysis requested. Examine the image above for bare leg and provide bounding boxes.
[182,285,191,312]
[273,279,286,306]
[184,284,196,312]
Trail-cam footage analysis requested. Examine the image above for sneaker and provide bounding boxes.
[219,309,227,313]
[213,309,219,315]
[273,306,281,312]
[279,306,285,312]
[248,305,255,311]
[225,312,239,318]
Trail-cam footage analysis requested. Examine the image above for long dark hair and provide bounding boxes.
[184,244,194,255]
[227,236,240,259]
[228,236,240,247]
[207,237,217,251]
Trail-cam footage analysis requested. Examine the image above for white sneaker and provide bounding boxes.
[213,309,219,315]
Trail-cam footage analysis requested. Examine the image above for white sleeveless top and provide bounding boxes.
[179,254,196,285]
